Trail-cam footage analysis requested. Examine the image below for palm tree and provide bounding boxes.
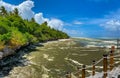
[9,11,13,16]
[44,21,48,25]
[13,8,19,15]
[0,6,7,16]
[31,18,35,22]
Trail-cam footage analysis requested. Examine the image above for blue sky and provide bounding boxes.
[1,0,120,38]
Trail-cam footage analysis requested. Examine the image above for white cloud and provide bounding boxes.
[0,0,64,30]
[34,13,64,30]
[84,8,120,32]
[48,18,64,30]
[100,20,120,31]
[63,28,84,37]
[88,18,108,25]
[73,21,83,25]
[63,28,78,35]
[99,9,120,31]
[0,0,34,20]
[105,9,120,21]
[0,0,15,11]
[17,0,35,20]
[34,13,49,24]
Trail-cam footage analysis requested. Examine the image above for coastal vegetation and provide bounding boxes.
[0,6,69,56]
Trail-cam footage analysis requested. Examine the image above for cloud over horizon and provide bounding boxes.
[98,9,120,32]
[0,0,64,30]
[81,8,120,32]
[101,20,120,31]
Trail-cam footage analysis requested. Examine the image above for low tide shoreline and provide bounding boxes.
[0,38,71,60]
[1,38,119,78]
[0,38,72,77]
[0,38,73,78]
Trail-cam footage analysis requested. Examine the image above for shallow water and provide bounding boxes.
[2,38,120,78]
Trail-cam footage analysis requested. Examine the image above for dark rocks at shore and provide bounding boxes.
[0,43,40,77]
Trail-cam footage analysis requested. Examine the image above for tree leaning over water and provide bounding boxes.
[0,6,69,51]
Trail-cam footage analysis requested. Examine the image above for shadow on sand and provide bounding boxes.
[0,43,44,77]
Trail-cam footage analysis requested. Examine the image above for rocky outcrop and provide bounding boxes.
[3,46,15,57]
[0,43,29,60]
[0,52,3,59]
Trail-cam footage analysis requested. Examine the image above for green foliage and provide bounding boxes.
[0,33,11,44]
[11,20,26,33]
[0,17,11,34]
[24,32,38,43]
[0,24,9,34]
[0,6,69,50]
[0,40,5,50]
[10,29,28,46]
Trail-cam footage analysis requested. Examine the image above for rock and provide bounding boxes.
[0,52,3,59]
[24,49,28,52]
[3,46,14,57]
[118,75,120,78]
